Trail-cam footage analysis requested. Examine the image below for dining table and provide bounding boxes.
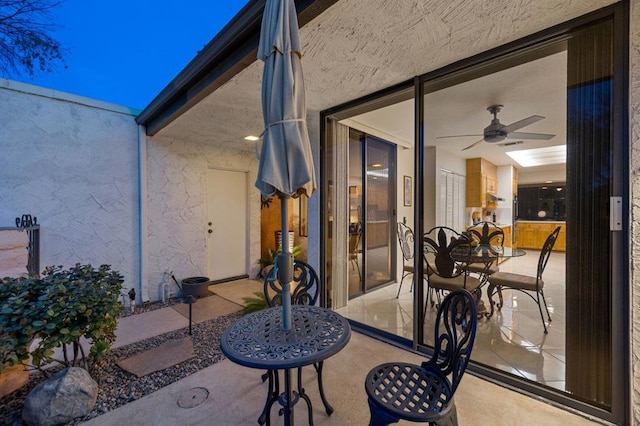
[220,304,351,426]
[452,243,526,317]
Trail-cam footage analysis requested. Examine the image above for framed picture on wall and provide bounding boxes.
[403,176,412,207]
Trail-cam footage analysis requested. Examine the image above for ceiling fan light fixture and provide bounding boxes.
[453,105,551,151]
[484,132,506,143]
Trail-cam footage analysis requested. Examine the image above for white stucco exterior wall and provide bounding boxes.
[144,135,262,300]
[305,113,321,271]
[0,79,140,291]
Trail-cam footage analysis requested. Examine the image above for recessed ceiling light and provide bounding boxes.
[244,135,260,141]
[546,180,553,183]
[505,145,566,168]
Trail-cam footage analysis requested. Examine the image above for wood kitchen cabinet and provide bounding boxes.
[486,176,497,194]
[466,158,498,207]
[515,222,565,251]
[502,225,512,248]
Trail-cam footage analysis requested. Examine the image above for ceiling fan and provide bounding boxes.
[437,105,555,151]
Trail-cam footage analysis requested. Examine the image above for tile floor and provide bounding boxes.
[335,250,568,390]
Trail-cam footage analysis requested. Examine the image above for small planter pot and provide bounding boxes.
[181,276,211,298]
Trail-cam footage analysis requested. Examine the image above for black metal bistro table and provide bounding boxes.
[461,244,527,274]
[220,305,351,426]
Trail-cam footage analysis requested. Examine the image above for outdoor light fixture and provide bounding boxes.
[244,135,260,141]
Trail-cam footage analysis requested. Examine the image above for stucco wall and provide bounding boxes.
[0,79,140,291]
[630,0,640,423]
[145,135,261,301]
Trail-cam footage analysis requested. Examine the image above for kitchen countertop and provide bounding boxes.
[515,220,566,223]
[471,222,511,228]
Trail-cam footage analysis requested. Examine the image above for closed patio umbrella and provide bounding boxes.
[256,0,316,331]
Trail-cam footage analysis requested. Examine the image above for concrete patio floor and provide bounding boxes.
[79,290,602,426]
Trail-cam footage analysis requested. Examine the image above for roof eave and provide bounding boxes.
[137,0,338,135]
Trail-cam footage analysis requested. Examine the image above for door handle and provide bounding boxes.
[610,196,622,231]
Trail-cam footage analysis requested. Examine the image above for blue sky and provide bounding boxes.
[14,1,248,110]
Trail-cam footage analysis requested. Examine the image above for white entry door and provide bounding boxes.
[207,168,248,281]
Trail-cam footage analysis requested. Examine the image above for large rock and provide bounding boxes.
[22,367,98,426]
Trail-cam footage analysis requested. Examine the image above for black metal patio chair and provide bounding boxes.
[364,289,478,425]
[396,222,432,298]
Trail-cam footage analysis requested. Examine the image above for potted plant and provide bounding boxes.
[257,245,302,278]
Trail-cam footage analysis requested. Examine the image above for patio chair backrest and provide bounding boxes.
[423,289,478,393]
[424,226,472,279]
[467,222,504,247]
[264,259,319,307]
[397,222,415,263]
[537,226,561,280]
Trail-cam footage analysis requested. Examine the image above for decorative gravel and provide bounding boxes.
[0,308,242,425]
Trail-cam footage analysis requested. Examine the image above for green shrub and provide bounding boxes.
[241,291,269,316]
[0,264,124,373]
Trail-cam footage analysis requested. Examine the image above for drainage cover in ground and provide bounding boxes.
[177,387,209,408]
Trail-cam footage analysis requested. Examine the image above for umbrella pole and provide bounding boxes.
[278,194,293,330]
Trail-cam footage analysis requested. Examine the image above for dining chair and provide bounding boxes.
[364,289,478,426]
[465,222,505,302]
[259,260,333,423]
[486,226,561,333]
[423,226,481,310]
[466,221,505,274]
[396,222,431,298]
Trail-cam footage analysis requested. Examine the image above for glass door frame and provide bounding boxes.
[348,130,399,298]
[412,4,628,423]
[319,3,628,423]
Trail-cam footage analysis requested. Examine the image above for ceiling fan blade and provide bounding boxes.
[501,115,545,133]
[436,134,483,139]
[507,131,555,140]
[461,139,485,151]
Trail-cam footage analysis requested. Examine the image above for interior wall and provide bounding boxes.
[260,197,294,259]
[0,79,140,290]
[518,166,566,184]
[423,146,466,230]
[396,144,415,281]
[424,146,437,231]
[146,135,261,301]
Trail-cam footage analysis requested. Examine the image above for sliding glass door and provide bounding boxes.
[348,129,396,298]
[321,4,627,423]
[414,10,625,421]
